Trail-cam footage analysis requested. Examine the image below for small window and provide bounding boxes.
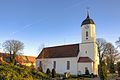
[53,61,56,69]
[86,31,88,40]
[39,61,42,66]
[85,51,87,54]
[67,61,70,70]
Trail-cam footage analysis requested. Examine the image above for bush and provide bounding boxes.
[0,62,47,80]
[52,68,56,78]
[46,68,51,76]
[102,61,108,80]
[0,64,21,80]
[117,62,120,77]
[37,66,43,72]
[109,62,115,73]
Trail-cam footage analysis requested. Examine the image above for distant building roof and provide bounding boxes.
[36,44,79,59]
[78,57,93,63]
[0,52,36,64]
[16,55,36,64]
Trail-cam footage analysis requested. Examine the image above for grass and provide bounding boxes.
[64,78,96,80]
[107,73,119,80]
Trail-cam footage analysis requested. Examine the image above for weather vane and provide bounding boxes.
[86,6,90,17]
[86,6,90,13]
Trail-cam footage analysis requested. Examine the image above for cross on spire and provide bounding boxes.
[86,7,90,18]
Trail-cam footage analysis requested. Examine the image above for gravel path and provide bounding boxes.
[93,77,100,80]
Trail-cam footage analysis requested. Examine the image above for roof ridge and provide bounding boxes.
[44,43,79,49]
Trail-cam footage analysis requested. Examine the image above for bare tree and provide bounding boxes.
[97,38,107,61]
[97,38,120,74]
[115,37,120,49]
[115,37,120,62]
[104,43,119,63]
[96,38,107,79]
[2,40,24,64]
[104,43,120,73]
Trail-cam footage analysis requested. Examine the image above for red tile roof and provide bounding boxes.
[0,52,36,64]
[27,56,36,63]
[36,44,79,59]
[16,55,36,64]
[78,57,93,63]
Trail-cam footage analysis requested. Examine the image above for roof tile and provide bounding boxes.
[78,57,93,63]
[36,44,79,59]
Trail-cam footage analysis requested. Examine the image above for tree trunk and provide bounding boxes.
[12,51,16,65]
[9,51,12,63]
[98,47,104,80]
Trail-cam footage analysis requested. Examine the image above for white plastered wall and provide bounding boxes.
[81,24,96,43]
[78,43,99,75]
[36,57,78,75]
[77,62,93,74]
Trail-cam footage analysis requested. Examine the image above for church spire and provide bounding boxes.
[86,7,90,19]
[87,10,90,19]
[81,8,95,26]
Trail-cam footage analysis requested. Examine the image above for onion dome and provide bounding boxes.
[81,13,95,26]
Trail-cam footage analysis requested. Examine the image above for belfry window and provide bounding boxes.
[86,31,88,37]
[86,31,88,39]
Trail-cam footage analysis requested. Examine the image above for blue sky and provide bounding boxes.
[0,0,120,56]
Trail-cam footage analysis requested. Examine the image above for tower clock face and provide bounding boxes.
[85,25,89,29]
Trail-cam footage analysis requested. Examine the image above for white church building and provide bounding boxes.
[36,13,99,75]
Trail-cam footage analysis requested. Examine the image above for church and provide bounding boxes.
[36,13,99,75]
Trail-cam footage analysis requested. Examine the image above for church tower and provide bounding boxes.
[81,12,96,43]
[79,12,99,75]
